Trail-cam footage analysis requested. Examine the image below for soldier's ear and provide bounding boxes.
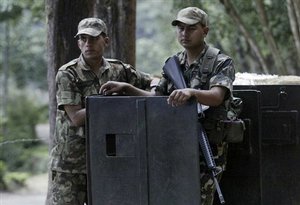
[77,39,82,49]
[203,26,209,36]
[104,36,110,47]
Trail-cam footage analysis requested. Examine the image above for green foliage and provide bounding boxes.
[217,0,296,73]
[17,145,49,174]
[0,0,48,192]
[0,83,49,188]
[172,0,203,9]
[0,142,48,190]
[0,0,44,21]
[3,171,30,191]
[5,90,45,141]
[0,2,22,22]
[0,0,47,89]
[0,161,7,190]
[136,0,182,75]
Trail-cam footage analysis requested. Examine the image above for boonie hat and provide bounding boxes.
[75,18,107,37]
[171,7,208,26]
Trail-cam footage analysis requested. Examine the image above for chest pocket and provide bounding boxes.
[69,67,100,108]
[75,78,99,91]
[69,67,100,91]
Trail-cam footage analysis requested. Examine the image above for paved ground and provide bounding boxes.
[1,193,46,205]
[1,173,48,205]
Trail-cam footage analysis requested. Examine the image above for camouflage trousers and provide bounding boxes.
[48,171,87,205]
[200,142,228,205]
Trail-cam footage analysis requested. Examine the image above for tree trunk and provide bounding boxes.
[286,0,300,65]
[255,0,287,74]
[220,0,269,74]
[94,0,136,66]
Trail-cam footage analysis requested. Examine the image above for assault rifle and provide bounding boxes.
[163,56,225,204]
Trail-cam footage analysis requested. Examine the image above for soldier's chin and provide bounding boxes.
[85,50,95,55]
[83,52,97,59]
[180,41,192,48]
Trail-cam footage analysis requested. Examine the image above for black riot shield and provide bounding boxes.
[86,96,201,205]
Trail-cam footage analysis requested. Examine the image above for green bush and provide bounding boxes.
[3,172,30,191]
[21,145,49,174]
[1,89,48,170]
[0,161,7,190]
[0,86,49,191]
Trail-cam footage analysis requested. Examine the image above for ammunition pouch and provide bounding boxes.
[202,97,245,144]
[202,118,245,144]
[223,97,245,143]
[221,119,245,143]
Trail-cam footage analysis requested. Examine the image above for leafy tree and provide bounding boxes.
[286,0,300,69]
[0,84,48,171]
[219,0,298,74]
[0,0,48,191]
[136,0,181,75]
[0,0,47,89]
[136,0,299,75]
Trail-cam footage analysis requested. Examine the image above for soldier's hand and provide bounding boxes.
[99,81,128,95]
[167,88,194,107]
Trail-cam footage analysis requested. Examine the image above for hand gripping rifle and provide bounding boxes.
[163,56,225,204]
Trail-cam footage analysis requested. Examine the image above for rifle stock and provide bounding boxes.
[163,55,225,204]
[163,56,187,89]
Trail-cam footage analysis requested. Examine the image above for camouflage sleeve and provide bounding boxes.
[123,63,153,90]
[209,54,235,94]
[56,69,82,110]
[155,73,170,95]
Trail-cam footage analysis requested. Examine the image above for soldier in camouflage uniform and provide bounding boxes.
[48,18,153,205]
[101,7,235,205]
[164,7,235,205]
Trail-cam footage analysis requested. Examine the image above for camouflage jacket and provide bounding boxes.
[49,55,152,174]
[156,44,235,142]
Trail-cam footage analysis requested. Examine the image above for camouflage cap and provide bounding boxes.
[171,7,208,26]
[75,18,107,37]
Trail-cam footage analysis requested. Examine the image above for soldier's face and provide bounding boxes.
[176,22,208,49]
[77,34,109,60]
